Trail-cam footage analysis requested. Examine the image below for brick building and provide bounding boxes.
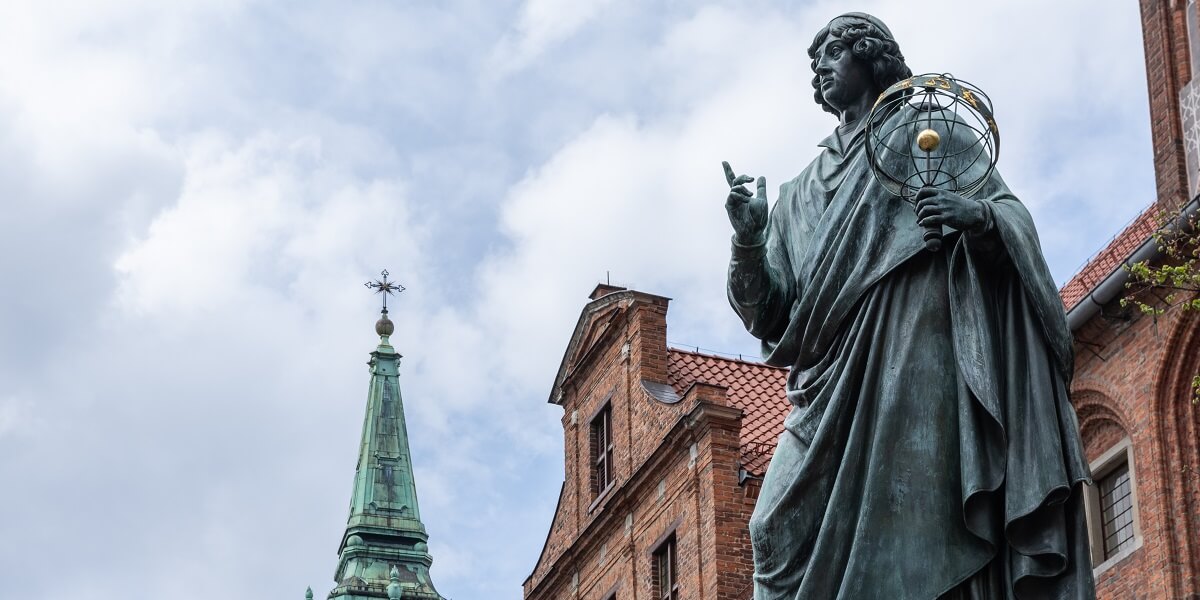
[524,264,1198,599]
[1055,1,1200,598]
[522,284,785,599]
[524,2,1200,598]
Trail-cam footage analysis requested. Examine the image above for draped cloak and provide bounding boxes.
[728,118,1096,599]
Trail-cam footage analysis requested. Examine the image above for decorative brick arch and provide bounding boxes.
[1072,389,1132,462]
[1152,309,1200,595]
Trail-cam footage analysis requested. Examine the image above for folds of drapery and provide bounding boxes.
[729,114,1095,598]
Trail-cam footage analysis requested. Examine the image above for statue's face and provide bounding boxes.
[814,35,874,112]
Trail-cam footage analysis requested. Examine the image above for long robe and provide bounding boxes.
[728,119,1095,599]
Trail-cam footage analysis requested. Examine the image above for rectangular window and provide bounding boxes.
[590,404,614,496]
[653,535,678,600]
[1084,439,1142,569]
[1098,461,1136,559]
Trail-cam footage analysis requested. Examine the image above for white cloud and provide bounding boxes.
[113,131,419,317]
[489,0,618,76]
[0,395,36,439]
[475,4,830,367]
[0,1,1157,599]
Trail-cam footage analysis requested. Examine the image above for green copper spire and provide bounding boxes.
[328,274,443,600]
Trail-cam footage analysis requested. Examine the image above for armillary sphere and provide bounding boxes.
[865,73,1000,251]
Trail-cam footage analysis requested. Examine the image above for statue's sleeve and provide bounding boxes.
[960,198,1005,262]
[727,186,796,345]
[929,115,1072,378]
[959,172,1074,379]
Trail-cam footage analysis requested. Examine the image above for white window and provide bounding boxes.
[1083,438,1142,572]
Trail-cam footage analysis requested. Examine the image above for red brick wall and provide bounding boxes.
[1066,3,1200,598]
[528,273,1200,599]
[1150,309,1200,599]
[1142,0,1193,210]
[702,420,757,598]
[524,292,756,600]
[628,298,670,385]
[524,405,747,600]
[1072,300,1200,599]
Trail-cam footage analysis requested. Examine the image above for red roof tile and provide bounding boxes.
[667,348,788,476]
[1059,205,1158,311]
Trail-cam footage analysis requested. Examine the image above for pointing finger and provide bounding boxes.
[722,161,737,187]
[757,176,767,200]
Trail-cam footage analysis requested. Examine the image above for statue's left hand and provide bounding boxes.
[915,187,986,232]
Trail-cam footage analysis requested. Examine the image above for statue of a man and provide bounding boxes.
[724,13,1096,599]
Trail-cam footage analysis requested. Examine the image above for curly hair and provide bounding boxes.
[807,16,912,115]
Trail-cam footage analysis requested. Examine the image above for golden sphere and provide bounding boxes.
[916,128,941,152]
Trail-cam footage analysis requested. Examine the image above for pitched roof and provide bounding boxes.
[1058,205,1158,311]
[667,348,788,476]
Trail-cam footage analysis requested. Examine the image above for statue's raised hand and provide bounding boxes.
[723,161,768,245]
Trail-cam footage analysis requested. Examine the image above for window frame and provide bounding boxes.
[1083,438,1143,573]
[1097,460,1134,558]
[590,401,615,499]
[652,533,679,600]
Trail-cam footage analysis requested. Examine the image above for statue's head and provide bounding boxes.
[808,13,912,115]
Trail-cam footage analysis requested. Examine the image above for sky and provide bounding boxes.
[0,1,1156,598]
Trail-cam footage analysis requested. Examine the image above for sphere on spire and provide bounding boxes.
[376,313,395,337]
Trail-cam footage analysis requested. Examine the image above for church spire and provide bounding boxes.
[327,272,443,600]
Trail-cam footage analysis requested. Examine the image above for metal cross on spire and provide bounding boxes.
[364,269,405,313]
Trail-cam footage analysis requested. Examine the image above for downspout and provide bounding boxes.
[683,412,707,600]
[628,328,638,600]
[628,513,639,600]
[624,337,638,600]
[691,441,706,600]
[1065,198,1200,331]
[622,295,638,482]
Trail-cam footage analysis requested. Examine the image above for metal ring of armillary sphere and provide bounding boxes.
[865,73,1000,203]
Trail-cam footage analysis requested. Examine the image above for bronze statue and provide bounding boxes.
[724,13,1096,599]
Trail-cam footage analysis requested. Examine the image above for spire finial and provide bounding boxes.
[387,565,403,599]
[365,269,406,312]
[305,587,313,600]
[365,270,404,337]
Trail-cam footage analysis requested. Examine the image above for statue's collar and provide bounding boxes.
[818,118,866,156]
